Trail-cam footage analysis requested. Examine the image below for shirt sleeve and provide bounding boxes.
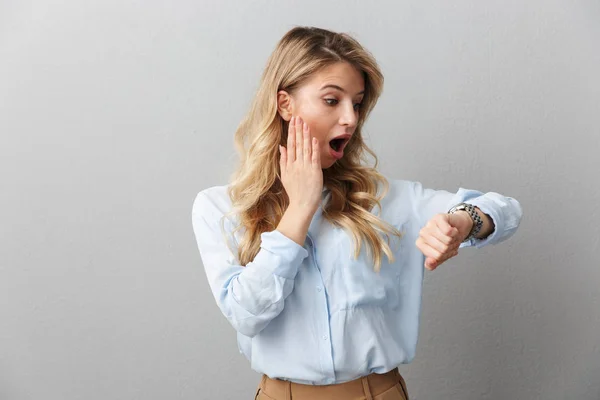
[411,181,523,249]
[191,191,309,337]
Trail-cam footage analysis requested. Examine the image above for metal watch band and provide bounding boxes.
[447,202,483,242]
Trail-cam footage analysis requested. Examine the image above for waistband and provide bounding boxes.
[258,367,407,400]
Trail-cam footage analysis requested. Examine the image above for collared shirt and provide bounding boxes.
[191,178,523,385]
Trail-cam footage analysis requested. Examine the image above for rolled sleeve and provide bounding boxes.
[450,189,523,249]
[192,190,309,337]
[412,183,523,250]
[254,230,309,280]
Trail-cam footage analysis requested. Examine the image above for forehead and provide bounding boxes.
[302,62,365,93]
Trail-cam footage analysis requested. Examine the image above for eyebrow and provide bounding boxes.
[320,84,365,96]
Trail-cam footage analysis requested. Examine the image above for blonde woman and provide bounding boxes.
[192,26,522,400]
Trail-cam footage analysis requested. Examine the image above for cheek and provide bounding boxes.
[295,100,338,146]
[309,123,330,145]
[296,116,326,143]
[299,112,333,143]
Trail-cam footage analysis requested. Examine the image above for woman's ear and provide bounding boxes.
[277,90,293,121]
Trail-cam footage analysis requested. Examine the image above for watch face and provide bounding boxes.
[449,203,467,213]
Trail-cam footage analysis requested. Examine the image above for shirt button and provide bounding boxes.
[322,335,328,340]
[316,286,322,292]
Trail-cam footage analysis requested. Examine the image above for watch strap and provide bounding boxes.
[447,202,483,242]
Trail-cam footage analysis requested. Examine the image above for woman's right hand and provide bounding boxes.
[279,116,323,219]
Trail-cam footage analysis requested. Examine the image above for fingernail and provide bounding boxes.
[290,116,295,124]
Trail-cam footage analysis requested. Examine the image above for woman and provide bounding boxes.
[192,26,522,400]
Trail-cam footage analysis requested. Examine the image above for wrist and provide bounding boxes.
[285,204,317,222]
[276,205,314,246]
[456,210,475,240]
[457,210,474,228]
[448,202,483,242]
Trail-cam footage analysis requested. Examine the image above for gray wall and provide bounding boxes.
[1,1,598,399]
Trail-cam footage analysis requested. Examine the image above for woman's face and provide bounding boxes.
[279,62,365,169]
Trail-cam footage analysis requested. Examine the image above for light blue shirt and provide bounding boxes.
[191,179,522,385]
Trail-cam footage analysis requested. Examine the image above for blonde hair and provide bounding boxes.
[227,26,403,272]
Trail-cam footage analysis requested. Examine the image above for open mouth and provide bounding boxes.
[328,134,351,153]
[329,138,346,152]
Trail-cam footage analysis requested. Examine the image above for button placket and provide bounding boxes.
[307,233,335,379]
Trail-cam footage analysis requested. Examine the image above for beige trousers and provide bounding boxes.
[254,367,409,400]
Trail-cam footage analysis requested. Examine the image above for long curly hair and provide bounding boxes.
[227,26,403,272]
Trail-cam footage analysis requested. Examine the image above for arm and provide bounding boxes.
[453,207,495,241]
[192,192,308,338]
[412,182,523,249]
[277,205,314,246]
[473,207,495,239]
[413,182,523,270]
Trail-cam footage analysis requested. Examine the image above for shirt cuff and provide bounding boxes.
[252,230,309,280]
[460,196,505,249]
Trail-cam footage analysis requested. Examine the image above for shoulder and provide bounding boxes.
[372,177,425,226]
[378,177,423,205]
[191,184,233,223]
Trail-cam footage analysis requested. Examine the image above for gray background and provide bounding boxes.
[1,0,598,399]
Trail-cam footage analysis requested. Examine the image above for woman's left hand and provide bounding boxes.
[416,212,473,271]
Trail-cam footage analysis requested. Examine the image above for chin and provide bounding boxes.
[321,159,337,169]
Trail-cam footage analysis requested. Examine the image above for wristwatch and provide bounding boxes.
[447,202,483,242]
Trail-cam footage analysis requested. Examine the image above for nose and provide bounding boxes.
[339,101,358,129]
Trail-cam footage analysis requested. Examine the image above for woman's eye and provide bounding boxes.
[324,98,361,110]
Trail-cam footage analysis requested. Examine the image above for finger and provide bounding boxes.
[295,116,303,162]
[426,218,460,247]
[415,237,442,261]
[434,214,459,239]
[420,230,456,254]
[420,223,449,246]
[424,257,438,270]
[303,121,311,165]
[425,255,452,270]
[312,137,320,167]
[431,224,456,246]
[429,220,462,249]
[416,237,450,265]
[427,248,460,270]
[435,245,459,264]
[420,222,457,247]
[287,116,295,163]
[279,145,286,178]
